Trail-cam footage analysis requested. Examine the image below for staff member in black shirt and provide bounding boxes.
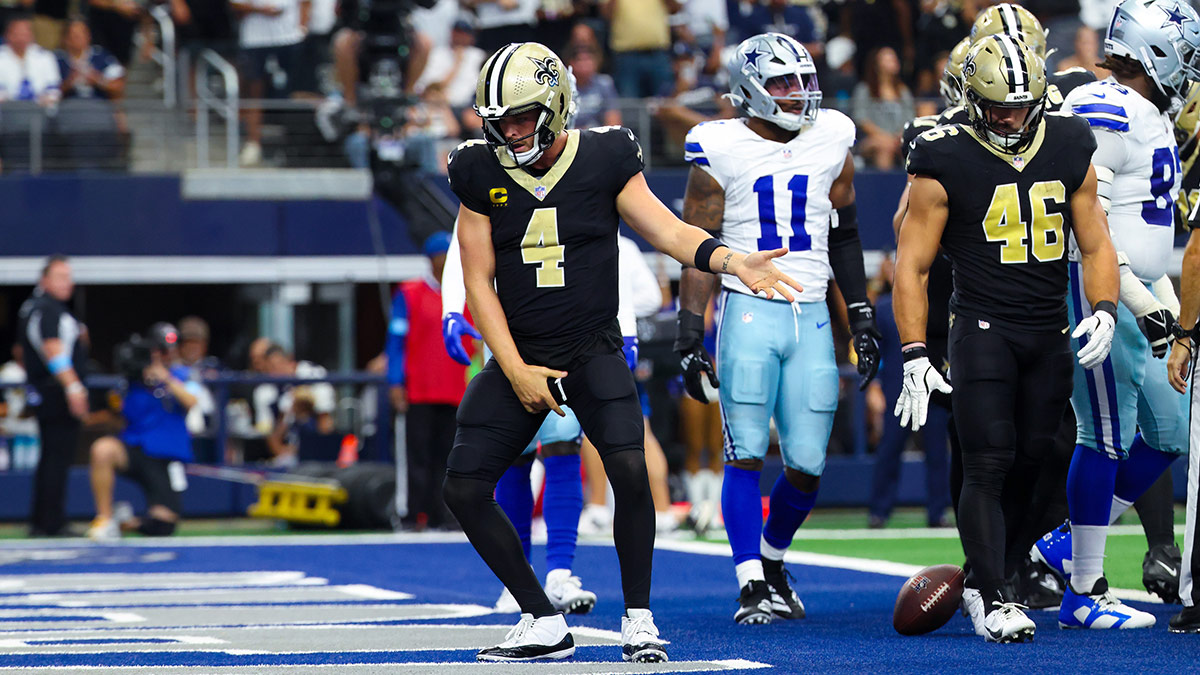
[17,255,89,536]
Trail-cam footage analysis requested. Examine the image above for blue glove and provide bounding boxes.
[442,312,481,366]
[622,335,639,372]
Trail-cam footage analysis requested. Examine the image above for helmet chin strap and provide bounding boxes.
[507,143,544,166]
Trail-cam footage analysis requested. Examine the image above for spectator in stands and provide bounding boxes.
[57,20,125,101]
[249,337,279,430]
[851,46,912,170]
[294,0,335,95]
[601,0,679,98]
[87,0,144,65]
[913,0,971,99]
[1054,25,1110,81]
[169,0,235,103]
[0,16,61,105]
[0,345,40,472]
[672,0,728,78]
[727,0,822,59]
[568,43,620,129]
[387,231,469,530]
[31,0,66,50]
[841,0,914,80]
[262,345,335,465]
[18,255,88,537]
[231,0,310,166]
[821,34,858,110]
[462,0,538,55]
[402,82,460,173]
[330,0,432,110]
[413,19,486,134]
[86,323,198,542]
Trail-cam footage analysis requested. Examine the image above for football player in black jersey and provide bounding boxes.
[444,42,802,663]
[894,35,1119,642]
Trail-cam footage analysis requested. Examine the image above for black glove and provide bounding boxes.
[1137,307,1177,359]
[847,301,882,390]
[675,309,719,403]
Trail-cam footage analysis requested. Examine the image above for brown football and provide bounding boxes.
[892,564,965,636]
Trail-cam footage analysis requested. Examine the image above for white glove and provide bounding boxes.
[894,356,953,432]
[1072,308,1116,370]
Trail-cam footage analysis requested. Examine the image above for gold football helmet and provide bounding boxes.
[940,37,972,108]
[962,34,1048,152]
[474,42,576,167]
[971,3,1047,59]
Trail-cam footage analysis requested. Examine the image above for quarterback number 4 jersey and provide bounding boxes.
[1066,78,1180,282]
[906,113,1096,331]
[684,110,856,303]
[447,126,645,367]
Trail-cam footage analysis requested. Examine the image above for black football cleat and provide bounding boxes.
[734,579,774,625]
[763,559,806,619]
[1169,605,1200,633]
[1143,543,1182,604]
[1010,555,1064,610]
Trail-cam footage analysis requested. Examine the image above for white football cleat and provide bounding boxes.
[493,587,520,614]
[476,613,574,662]
[544,569,596,614]
[983,601,1035,643]
[622,608,667,663]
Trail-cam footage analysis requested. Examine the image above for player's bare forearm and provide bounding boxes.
[620,172,721,265]
[457,205,523,376]
[893,176,947,344]
[1180,229,1200,331]
[1072,165,1120,308]
[679,166,724,314]
[892,178,913,239]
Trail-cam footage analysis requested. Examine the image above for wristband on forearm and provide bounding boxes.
[48,353,71,375]
[693,237,726,273]
[1093,300,1118,321]
[901,342,927,362]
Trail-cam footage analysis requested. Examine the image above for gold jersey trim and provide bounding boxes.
[963,119,1046,171]
[498,130,580,201]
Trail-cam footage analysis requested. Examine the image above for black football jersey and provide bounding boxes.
[902,114,941,161]
[448,127,645,369]
[906,112,1097,331]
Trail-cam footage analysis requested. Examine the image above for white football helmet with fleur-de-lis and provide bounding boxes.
[724,32,822,131]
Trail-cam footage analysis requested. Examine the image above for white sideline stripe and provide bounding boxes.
[0,660,771,672]
[684,524,1185,540]
[0,636,225,648]
[333,585,413,600]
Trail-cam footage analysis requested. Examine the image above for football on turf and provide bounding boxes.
[892,564,965,636]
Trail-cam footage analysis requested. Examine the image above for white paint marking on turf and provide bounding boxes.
[98,613,145,623]
[676,523,1182,540]
[0,659,773,672]
[334,585,413,600]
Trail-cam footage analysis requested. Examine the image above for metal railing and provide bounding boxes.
[195,49,240,168]
[145,5,177,108]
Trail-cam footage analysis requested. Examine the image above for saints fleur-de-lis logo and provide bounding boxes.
[529,56,560,87]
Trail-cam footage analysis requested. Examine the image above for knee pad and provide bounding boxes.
[137,517,176,537]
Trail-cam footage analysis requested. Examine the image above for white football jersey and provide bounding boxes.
[684,111,856,302]
[1066,78,1180,281]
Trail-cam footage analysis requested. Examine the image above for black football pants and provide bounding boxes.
[950,318,1074,602]
[443,351,653,617]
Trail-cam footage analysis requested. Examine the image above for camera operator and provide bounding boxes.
[330,0,436,109]
[18,255,88,537]
[85,323,198,541]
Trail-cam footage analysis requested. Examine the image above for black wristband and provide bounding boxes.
[901,344,928,363]
[1093,300,1118,322]
[694,237,725,273]
[675,309,705,350]
[835,202,858,229]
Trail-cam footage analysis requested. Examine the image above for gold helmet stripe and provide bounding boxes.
[485,43,522,109]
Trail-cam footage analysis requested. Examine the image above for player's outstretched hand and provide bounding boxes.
[442,312,482,366]
[736,248,803,302]
[1072,308,1116,370]
[1168,339,1192,394]
[508,363,568,417]
[894,357,952,432]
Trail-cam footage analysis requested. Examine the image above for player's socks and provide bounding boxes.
[761,474,817,555]
[722,465,764,584]
[1113,433,1177,509]
[542,454,582,573]
[1066,446,1118,591]
[496,462,535,561]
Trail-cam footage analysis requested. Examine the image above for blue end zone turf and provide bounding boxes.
[0,538,1196,672]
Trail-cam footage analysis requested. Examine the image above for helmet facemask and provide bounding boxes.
[480,103,558,168]
[967,91,1045,152]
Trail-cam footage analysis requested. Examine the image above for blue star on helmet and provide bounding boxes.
[742,44,770,76]
[1163,4,1190,29]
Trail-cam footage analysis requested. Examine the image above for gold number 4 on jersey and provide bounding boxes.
[522,207,565,287]
[983,181,1066,264]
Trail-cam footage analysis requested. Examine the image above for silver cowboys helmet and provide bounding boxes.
[1106,0,1200,106]
[724,32,821,131]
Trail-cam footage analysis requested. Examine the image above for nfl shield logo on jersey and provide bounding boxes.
[535,185,547,200]
[782,148,792,159]
[1012,155,1024,170]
